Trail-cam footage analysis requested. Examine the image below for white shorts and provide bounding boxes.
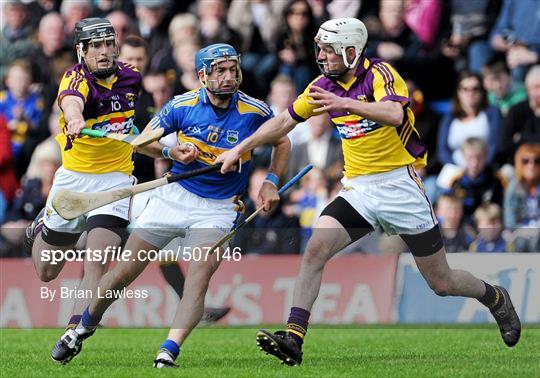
[133,183,238,249]
[44,167,135,233]
[338,165,437,235]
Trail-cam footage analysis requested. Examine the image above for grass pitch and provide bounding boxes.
[1,325,538,377]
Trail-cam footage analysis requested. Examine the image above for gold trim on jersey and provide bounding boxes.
[177,134,251,166]
[237,100,268,116]
[84,110,136,128]
[95,75,118,90]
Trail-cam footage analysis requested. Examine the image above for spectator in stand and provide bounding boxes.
[133,0,171,57]
[150,13,199,86]
[168,13,199,47]
[437,71,501,168]
[0,138,61,256]
[482,56,528,116]
[504,143,540,228]
[436,194,475,252]
[60,0,92,44]
[197,0,241,50]
[286,113,343,183]
[267,75,311,147]
[403,0,443,49]
[119,34,149,76]
[498,65,540,164]
[446,138,507,224]
[0,0,36,82]
[33,12,73,146]
[275,0,319,94]
[406,78,441,177]
[118,35,156,184]
[25,0,59,30]
[228,0,285,97]
[504,143,540,252]
[307,0,329,26]
[490,0,540,83]
[235,167,301,254]
[441,0,501,74]
[470,202,514,253]
[32,12,68,86]
[170,39,201,95]
[0,115,19,224]
[368,0,438,83]
[106,10,134,46]
[284,168,329,251]
[0,61,44,178]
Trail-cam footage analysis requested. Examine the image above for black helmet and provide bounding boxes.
[74,18,118,78]
[74,17,116,45]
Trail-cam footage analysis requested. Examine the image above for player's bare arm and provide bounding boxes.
[137,139,199,164]
[309,85,404,126]
[216,110,297,173]
[60,95,86,137]
[258,135,291,212]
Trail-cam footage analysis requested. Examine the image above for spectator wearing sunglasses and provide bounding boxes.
[504,143,540,229]
[437,70,502,168]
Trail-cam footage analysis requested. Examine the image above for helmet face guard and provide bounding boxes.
[74,18,118,79]
[195,44,242,100]
[314,18,368,80]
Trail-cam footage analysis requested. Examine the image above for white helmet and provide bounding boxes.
[314,18,368,77]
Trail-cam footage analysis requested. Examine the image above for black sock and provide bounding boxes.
[478,281,504,311]
[160,263,185,299]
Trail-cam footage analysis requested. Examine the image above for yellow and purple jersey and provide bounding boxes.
[149,88,273,199]
[288,58,427,177]
[55,62,142,175]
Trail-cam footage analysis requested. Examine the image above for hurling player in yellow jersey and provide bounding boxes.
[217,18,521,365]
[22,18,142,362]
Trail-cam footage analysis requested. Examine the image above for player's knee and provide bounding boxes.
[36,267,60,282]
[427,277,452,297]
[304,238,331,266]
[83,261,108,279]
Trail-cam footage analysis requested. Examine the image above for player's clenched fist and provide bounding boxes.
[169,142,199,164]
[65,118,87,137]
[215,147,241,173]
[258,181,280,212]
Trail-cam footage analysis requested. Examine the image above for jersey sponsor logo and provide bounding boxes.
[93,116,134,134]
[336,119,381,139]
[187,126,202,134]
[226,130,239,145]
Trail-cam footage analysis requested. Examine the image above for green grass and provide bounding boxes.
[1,326,539,377]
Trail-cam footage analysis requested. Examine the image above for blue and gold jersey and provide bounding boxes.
[149,88,273,199]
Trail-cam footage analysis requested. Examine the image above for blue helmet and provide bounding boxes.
[195,43,242,98]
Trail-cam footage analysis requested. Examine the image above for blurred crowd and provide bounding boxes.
[1,0,539,257]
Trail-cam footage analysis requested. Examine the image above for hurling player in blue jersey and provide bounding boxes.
[52,43,291,367]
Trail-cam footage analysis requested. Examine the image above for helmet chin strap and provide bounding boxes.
[79,43,118,79]
[201,71,238,100]
[92,65,117,79]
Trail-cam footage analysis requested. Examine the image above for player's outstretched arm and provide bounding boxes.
[258,135,291,212]
[216,110,298,173]
[61,96,86,137]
